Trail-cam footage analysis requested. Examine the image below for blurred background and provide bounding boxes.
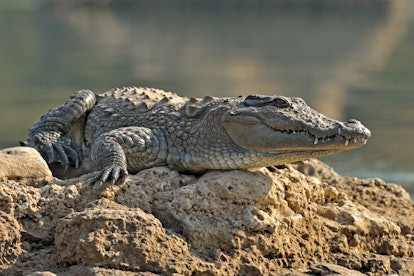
[0,0,413,193]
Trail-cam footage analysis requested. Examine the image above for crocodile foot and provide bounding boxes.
[29,131,81,170]
[91,165,128,186]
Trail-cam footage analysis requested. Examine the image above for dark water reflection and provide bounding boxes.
[1,0,413,192]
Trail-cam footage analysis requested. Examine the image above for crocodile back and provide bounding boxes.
[84,87,187,144]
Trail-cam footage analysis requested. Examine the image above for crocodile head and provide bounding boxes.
[221,94,371,163]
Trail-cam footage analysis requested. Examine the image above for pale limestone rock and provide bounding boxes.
[64,265,157,275]
[0,211,22,270]
[310,263,366,276]
[55,199,218,275]
[27,272,57,276]
[0,147,52,180]
[1,159,414,275]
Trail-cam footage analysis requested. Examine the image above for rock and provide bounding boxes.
[55,198,217,275]
[0,211,22,270]
[1,158,414,275]
[0,147,52,180]
[309,263,366,276]
[62,265,157,275]
[27,272,57,276]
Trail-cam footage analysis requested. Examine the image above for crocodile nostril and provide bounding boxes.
[347,119,360,124]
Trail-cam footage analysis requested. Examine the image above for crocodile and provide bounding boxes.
[27,86,371,185]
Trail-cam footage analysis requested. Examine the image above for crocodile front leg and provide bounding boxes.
[28,90,96,169]
[90,127,168,185]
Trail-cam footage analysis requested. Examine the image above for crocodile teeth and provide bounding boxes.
[363,138,368,144]
[338,128,341,135]
[344,139,349,146]
[314,137,319,145]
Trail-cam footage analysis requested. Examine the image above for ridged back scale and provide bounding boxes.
[84,87,188,145]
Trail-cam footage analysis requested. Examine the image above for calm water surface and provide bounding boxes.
[1,1,413,193]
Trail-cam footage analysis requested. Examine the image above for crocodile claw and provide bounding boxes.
[91,166,128,186]
[48,141,80,169]
[30,132,81,169]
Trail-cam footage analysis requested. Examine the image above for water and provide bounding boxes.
[0,0,413,193]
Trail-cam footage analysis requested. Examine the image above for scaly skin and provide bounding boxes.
[27,87,371,185]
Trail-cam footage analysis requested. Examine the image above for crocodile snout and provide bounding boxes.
[343,119,371,138]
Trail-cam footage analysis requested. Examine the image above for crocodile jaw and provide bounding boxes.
[222,111,371,154]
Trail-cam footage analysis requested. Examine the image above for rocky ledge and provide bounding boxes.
[0,147,413,275]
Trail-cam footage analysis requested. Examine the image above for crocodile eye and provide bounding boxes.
[243,95,272,107]
[243,95,290,108]
[271,97,290,108]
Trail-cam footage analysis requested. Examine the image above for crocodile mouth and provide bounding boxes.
[265,127,369,148]
[222,113,371,152]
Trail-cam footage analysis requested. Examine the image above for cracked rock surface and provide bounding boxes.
[0,147,413,275]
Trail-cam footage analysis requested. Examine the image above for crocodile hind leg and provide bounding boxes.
[28,90,96,169]
[90,127,167,185]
